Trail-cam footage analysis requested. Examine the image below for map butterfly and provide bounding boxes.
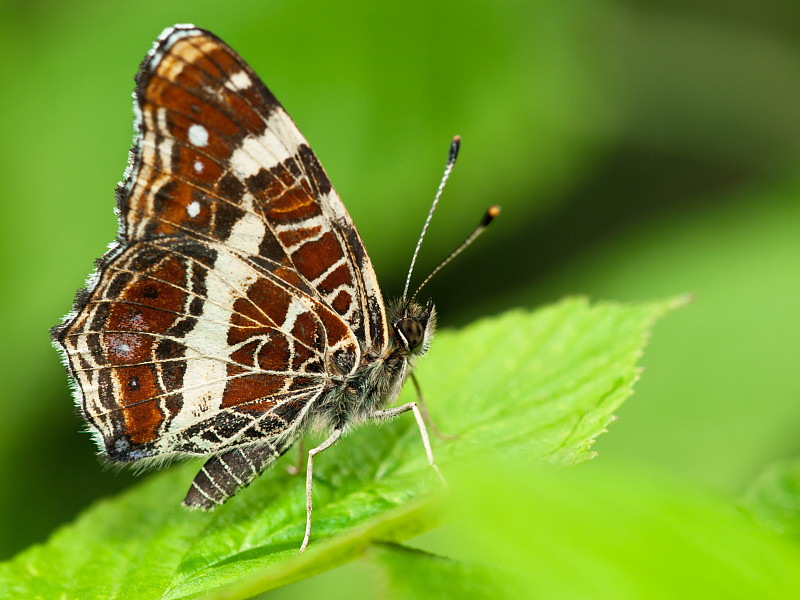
[52,24,497,552]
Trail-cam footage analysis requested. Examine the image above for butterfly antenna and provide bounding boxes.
[409,204,500,305]
[402,135,462,303]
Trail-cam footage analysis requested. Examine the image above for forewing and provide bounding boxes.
[121,25,387,346]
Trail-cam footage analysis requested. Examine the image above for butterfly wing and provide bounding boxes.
[124,25,387,348]
[52,25,388,464]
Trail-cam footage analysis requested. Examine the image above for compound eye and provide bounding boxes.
[395,317,425,351]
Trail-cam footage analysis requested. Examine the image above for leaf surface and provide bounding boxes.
[374,465,800,599]
[742,458,800,543]
[0,297,680,599]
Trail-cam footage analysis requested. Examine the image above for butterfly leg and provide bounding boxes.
[410,373,459,440]
[371,402,446,484]
[184,441,285,510]
[300,428,342,553]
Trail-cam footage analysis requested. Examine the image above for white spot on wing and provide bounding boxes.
[187,201,201,218]
[225,71,252,91]
[188,124,209,147]
[193,160,204,173]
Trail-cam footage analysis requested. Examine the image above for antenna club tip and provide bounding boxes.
[448,135,461,163]
[482,205,501,225]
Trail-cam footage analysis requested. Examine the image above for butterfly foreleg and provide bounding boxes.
[300,427,343,553]
[370,402,445,484]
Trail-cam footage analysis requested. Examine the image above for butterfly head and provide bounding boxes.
[391,299,436,356]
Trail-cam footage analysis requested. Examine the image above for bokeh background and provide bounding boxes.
[1,0,799,594]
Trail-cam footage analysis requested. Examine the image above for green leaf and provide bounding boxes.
[370,542,525,600]
[742,458,800,542]
[0,297,679,599]
[407,464,800,599]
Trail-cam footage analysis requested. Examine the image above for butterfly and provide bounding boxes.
[52,24,497,552]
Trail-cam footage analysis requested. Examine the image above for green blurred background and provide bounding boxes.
[1,0,799,593]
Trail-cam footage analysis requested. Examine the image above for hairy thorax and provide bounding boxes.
[311,299,436,432]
